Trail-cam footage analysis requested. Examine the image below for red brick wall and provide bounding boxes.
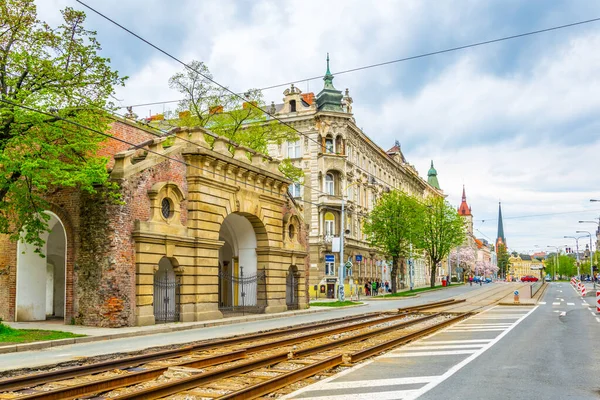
[98,120,158,169]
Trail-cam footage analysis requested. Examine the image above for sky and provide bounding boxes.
[36,0,600,254]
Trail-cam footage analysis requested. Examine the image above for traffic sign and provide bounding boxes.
[325,254,335,262]
[345,261,353,269]
[355,254,363,262]
[514,290,519,295]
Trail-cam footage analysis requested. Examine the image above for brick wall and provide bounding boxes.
[98,120,158,169]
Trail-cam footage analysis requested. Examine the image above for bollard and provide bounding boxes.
[597,291,600,312]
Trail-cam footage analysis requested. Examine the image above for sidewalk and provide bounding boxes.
[2,305,364,355]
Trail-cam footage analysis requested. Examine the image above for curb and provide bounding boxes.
[0,304,366,355]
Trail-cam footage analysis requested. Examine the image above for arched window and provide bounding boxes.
[325,173,334,195]
[325,136,334,153]
[289,99,297,112]
[324,212,335,237]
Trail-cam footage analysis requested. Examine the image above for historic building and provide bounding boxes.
[509,254,544,280]
[496,202,507,250]
[0,119,307,326]
[267,56,444,297]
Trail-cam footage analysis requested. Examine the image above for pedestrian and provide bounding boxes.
[469,276,473,286]
[365,281,370,296]
[372,280,377,296]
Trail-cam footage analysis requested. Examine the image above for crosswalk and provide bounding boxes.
[283,306,537,400]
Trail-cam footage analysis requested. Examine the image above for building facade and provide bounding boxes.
[267,57,444,296]
[0,120,308,326]
[509,254,544,280]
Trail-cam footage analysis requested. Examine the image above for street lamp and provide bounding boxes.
[564,235,587,278]
[576,230,595,289]
[546,245,561,281]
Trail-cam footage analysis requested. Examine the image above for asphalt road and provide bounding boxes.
[419,282,600,400]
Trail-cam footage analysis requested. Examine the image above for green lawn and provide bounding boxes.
[0,323,85,344]
[377,283,463,298]
[310,301,362,307]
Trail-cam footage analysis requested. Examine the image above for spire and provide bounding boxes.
[457,185,471,216]
[316,53,343,112]
[427,160,440,190]
[496,202,506,248]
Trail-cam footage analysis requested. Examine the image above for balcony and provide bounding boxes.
[319,152,347,172]
[318,194,344,208]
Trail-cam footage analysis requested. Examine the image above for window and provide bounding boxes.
[287,140,301,158]
[161,198,173,219]
[324,212,335,237]
[325,173,334,195]
[347,145,353,161]
[288,182,301,198]
[288,224,295,240]
[325,137,334,153]
[289,99,297,112]
[347,184,354,200]
[325,261,335,276]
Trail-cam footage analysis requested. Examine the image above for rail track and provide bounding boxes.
[0,311,468,400]
[1,287,519,400]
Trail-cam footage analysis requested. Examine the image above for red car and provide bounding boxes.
[520,276,539,282]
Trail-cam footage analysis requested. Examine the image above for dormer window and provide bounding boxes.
[290,100,297,112]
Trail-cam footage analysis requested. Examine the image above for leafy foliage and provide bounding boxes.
[168,61,302,181]
[363,190,420,293]
[497,243,511,278]
[0,0,125,249]
[413,196,466,287]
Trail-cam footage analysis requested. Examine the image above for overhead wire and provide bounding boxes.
[74,0,438,196]
[119,16,600,108]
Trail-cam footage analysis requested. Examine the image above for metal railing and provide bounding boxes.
[530,281,544,297]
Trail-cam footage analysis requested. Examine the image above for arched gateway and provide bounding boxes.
[16,211,67,322]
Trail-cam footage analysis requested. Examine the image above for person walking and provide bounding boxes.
[469,276,473,286]
[372,280,377,297]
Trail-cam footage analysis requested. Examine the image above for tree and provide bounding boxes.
[449,247,476,279]
[0,0,125,249]
[168,61,302,180]
[413,196,465,288]
[497,243,511,278]
[363,190,420,293]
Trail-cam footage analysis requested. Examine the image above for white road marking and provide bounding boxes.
[446,328,507,332]
[402,306,538,400]
[538,302,547,304]
[293,390,419,400]
[558,290,563,292]
[559,312,566,317]
[419,339,492,344]
[582,302,589,306]
[319,376,437,390]
[382,350,478,357]
[596,317,600,323]
[403,344,486,350]
[567,303,574,306]
[552,302,560,305]
[455,324,512,328]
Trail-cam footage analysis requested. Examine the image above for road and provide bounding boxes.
[285,282,600,400]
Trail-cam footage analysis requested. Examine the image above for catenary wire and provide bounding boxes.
[119,16,600,108]
[74,0,441,195]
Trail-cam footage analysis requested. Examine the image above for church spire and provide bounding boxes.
[316,53,343,112]
[457,185,472,216]
[427,160,440,190]
[496,202,506,248]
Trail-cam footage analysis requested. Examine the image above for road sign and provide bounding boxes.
[345,261,353,269]
[325,254,335,262]
[596,291,600,312]
[514,290,519,295]
[355,254,363,262]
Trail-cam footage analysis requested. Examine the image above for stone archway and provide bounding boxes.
[218,213,266,314]
[15,211,66,322]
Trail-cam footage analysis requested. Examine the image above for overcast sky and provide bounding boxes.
[37,0,600,254]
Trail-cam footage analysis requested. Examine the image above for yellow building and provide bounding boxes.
[509,254,545,280]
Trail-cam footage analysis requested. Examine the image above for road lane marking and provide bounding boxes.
[567,303,574,306]
[403,306,538,400]
[293,390,419,400]
[420,340,492,344]
[319,376,437,389]
[382,350,478,357]
[404,344,486,350]
[446,328,506,332]
[538,302,547,304]
[559,312,566,317]
[552,302,560,305]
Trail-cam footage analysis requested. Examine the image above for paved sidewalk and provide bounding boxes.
[0,284,482,371]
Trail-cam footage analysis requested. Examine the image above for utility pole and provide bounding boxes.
[339,199,346,301]
[409,243,414,290]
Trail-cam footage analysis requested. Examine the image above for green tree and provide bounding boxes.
[497,243,511,278]
[413,196,465,288]
[0,0,125,249]
[556,255,576,279]
[363,190,420,293]
[168,61,302,181]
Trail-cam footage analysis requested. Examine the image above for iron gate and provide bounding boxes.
[218,267,266,315]
[286,273,299,310]
[153,270,181,323]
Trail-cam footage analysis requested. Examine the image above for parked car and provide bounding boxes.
[521,276,539,282]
